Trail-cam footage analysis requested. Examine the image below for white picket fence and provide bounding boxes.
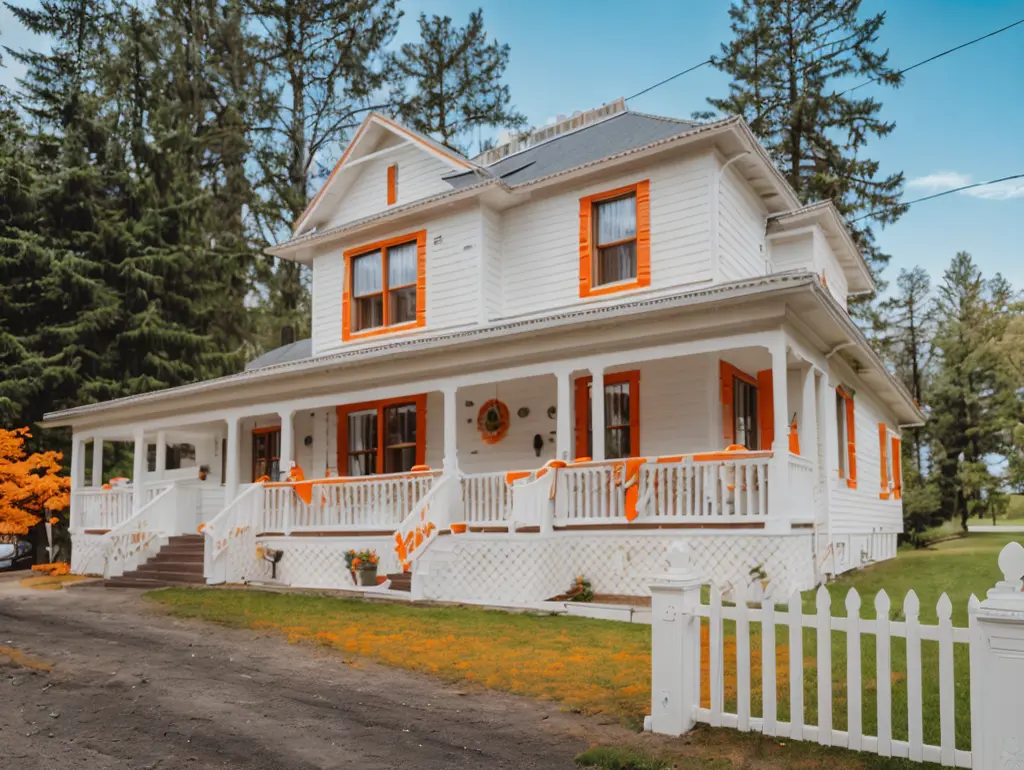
[695,582,972,767]
[648,541,1024,769]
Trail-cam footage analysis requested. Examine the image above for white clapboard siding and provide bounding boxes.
[718,163,768,281]
[690,586,973,768]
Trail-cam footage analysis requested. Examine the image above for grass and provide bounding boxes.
[149,532,1022,769]
[575,746,669,770]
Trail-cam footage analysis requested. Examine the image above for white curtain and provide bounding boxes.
[352,251,383,297]
[596,195,636,245]
[388,241,418,287]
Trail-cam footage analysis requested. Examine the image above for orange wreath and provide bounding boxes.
[477,399,510,445]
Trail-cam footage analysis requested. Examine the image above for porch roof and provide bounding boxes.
[41,272,923,430]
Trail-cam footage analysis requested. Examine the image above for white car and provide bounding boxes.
[0,541,33,570]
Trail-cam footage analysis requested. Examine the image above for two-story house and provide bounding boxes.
[47,99,922,602]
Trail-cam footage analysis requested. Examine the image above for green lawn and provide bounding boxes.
[149,532,1022,769]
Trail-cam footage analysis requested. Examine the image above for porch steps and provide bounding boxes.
[104,535,206,589]
[386,572,412,592]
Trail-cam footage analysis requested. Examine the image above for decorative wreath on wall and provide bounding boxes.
[477,399,510,444]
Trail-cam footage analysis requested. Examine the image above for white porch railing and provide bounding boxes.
[203,482,263,584]
[555,461,625,523]
[460,471,533,527]
[788,453,815,521]
[261,471,441,534]
[639,452,772,522]
[76,487,133,531]
[102,482,198,578]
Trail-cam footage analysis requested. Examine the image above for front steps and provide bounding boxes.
[104,535,206,589]
[386,572,411,592]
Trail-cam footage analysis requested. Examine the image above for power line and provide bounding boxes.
[626,59,711,101]
[851,174,1024,222]
[839,17,1024,96]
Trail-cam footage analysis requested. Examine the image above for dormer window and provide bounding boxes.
[343,231,426,340]
[387,164,397,205]
[579,180,651,297]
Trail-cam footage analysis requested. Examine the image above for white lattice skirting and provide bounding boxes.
[70,533,108,576]
[415,530,818,605]
[225,535,401,589]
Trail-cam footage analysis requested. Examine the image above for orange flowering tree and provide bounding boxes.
[0,428,70,542]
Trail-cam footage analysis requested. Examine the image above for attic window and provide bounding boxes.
[387,164,397,205]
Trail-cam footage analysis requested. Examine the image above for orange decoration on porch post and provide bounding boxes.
[622,458,647,521]
[788,418,800,455]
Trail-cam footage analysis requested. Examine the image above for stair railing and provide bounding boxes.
[202,482,264,584]
[391,475,457,572]
[102,483,183,579]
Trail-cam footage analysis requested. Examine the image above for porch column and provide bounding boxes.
[443,387,458,473]
[590,367,605,461]
[555,369,573,462]
[132,427,146,513]
[155,430,167,481]
[224,416,240,503]
[821,377,839,575]
[799,365,817,457]
[767,337,790,532]
[69,433,86,529]
[279,409,294,478]
[91,436,104,487]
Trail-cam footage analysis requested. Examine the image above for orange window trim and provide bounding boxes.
[719,361,761,447]
[837,386,857,489]
[878,422,890,499]
[578,180,651,298]
[574,370,641,458]
[342,230,426,342]
[756,369,774,451]
[386,164,397,206]
[336,394,428,476]
[891,436,902,500]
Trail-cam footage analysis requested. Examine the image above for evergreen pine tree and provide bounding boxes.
[389,8,526,155]
[247,0,400,348]
[700,0,905,300]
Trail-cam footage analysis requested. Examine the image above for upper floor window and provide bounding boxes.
[579,180,650,298]
[343,230,426,341]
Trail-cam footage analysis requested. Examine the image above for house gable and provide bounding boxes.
[294,114,472,237]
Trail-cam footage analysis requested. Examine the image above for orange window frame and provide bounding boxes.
[386,164,397,205]
[251,426,281,482]
[579,180,651,298]
[573,371,641,459]
[342,230,426,342]
[336,394,427,476]
[837,386,857,489]
[719,361,773,450]
[891,436,902,500]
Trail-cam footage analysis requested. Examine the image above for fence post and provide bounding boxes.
[970,541,1024,770]
[647,541,703,736]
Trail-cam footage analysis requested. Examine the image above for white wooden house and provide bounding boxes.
[44,99,921,602]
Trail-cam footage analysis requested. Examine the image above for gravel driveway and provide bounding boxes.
[0,575,638,769]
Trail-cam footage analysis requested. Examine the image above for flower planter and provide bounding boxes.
[357,566,379,586]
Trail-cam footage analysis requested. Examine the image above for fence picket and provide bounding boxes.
[761,595,777,735]
[816,585,833,746]
[875,590,893,757]
[788,590,804,740]
[710,584,724,726]
[735,581,751,731]
[905,590,924,762]
[936,593,955,766]
[846,588,863,751]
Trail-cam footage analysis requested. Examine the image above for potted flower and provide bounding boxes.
[198,464,210,481]
[345,549,380,586]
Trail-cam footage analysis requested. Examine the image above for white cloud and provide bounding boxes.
[906,170,1024,201]
[907,171,972,192]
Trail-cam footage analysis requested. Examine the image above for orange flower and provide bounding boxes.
[48,517,59,526]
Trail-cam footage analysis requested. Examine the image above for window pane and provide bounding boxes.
[385,446,416,474]
[733,378,758,450]
[390,286,416,324]
[595,194,636,245]
[385,404,416,447]
[388,241,418,287]
[836,394,846,474]
[348,410,377,452]
[604,382,630,427]
[606,427,630,460]
[352,251,383,296]
[349,453,376,476]
[354,295,383,331]
[596,242,637,285]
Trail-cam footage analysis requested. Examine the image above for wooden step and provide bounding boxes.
[386,572,412,592]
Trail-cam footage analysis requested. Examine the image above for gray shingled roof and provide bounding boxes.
[245,338,312,370]
[445,111,702,189]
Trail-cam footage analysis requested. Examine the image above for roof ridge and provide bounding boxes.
[625,109,703,127]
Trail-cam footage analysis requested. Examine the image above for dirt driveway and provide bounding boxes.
[0,574,647,769]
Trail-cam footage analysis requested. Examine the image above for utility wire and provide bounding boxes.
[851,174,1024,222]
[626,59,712,101]
[839,17,1024,96]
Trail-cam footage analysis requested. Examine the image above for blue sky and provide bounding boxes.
[3,0,1022,293]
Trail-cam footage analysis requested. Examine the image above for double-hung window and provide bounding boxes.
[574,371,640,460]
[337,396,426,476]
[343,231,425,340]
[579,181,650,297]
[252,427,281,481]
